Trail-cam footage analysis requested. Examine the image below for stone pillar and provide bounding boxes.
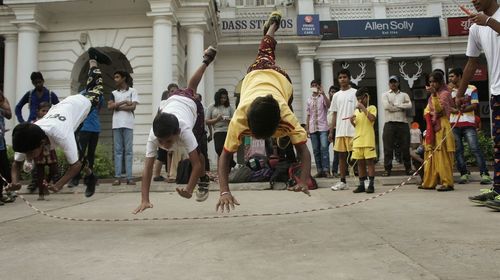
[431,55,447,73]
[375,57,391,161]
[320,59,334,94]
[150,15,173,114]
[299,56,315,123]
[186,26,205,101]
[204,63,215,107]
[15,23,39,109]
[3,34,18,142]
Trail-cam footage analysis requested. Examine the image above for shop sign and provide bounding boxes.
[220,17,295,35]
[338,17,441,39]
[297,14,320,36]
[320,20,339,40]
[447,17,472,36]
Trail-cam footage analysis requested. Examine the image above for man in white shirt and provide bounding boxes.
[455,0,500,210]
[328,69,357,191]
[382,75,413,176]
[8,47,111,197]
[108,71,139,186]
[133,46,217,215]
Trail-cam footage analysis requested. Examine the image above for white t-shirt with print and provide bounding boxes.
[145,95,198,157]
[466,9,500,95]
[14,95,91,164]
[329,88,357,137]
[111,87,140,129]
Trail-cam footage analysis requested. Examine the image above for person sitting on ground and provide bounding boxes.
[6,48,112,198]
[350,87,377,194]
[216,11,312,213]
[132,46,217,214]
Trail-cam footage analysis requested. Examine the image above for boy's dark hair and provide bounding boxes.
[38,101,51,110]
[432,68,445,77]
[247,95,280,139]
[114,70,133,87]
[153,112,180,138]
[337,69,351,78]
[356,87,369,98]
[329,85,340,93]
[167,83,178,92]
[449,67,463,77]
[12,123,46,153]
[310,80,320,87]
[30,72,44,82]
[214,88,229,107]
[161,90,170,101]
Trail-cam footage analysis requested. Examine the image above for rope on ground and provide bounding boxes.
[2,114,460,222]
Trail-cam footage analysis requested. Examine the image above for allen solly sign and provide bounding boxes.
[338,17,441,39]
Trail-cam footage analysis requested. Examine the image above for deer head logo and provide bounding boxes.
[342,62,366,86]
[398,61,423,88]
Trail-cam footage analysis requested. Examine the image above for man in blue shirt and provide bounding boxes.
[15,71,59,123]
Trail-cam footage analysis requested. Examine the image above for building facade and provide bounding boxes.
[0,0,488,172]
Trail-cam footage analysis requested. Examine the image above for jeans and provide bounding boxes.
[453,126,488,175]
[113,128,133,180]
[310,131,330,173]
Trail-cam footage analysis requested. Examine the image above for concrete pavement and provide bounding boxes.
[0,175,499,280]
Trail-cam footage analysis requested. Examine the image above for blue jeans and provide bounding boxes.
[453,126,488,175]
[113,128,134,180]
[310,131,330,173]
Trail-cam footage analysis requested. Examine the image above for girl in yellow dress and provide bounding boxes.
[421,71,455,191]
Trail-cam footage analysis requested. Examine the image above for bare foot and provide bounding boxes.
[48,185,63,193]
[5,183,21,192]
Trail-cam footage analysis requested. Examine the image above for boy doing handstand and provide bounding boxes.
[7,48,111,198]
[217,11,312,213]
[133,47,217,214]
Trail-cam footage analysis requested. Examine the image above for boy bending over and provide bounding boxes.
[7,48,111,198]
[133,46,217,214]
[217,11,311,213]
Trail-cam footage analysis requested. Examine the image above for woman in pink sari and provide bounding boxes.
[421,71,455,191]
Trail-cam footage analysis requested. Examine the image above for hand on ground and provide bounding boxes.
[216,193,240,213]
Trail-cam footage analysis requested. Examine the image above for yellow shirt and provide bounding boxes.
[224,69,307,152]
[352,105,377,148]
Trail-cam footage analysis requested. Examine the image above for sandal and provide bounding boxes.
[263,11,282,36]
[202,46,217,66]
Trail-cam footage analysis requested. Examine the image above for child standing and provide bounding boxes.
[32,102,59,200]
[349,88,377,193]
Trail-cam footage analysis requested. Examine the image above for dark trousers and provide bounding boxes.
[383,122,411,171]
[214,132,236,169]
[200,132,210,172]
[491,95,500,193]
[0,148,11,194]
[73,131,99,182]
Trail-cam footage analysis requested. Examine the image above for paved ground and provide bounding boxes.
[0,175,499,280]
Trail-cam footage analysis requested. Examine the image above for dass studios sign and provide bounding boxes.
[338,17,441,39]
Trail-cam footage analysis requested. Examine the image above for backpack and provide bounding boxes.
[287,163,318,190]
[229,165,252,183]
[175,159,192,184]
[269,160,292,187]
[249,167,273,182]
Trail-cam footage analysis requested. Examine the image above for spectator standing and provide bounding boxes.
[69,93,105,187]
[421,71,455,191]
[306,80,331,178]
[382,75,413,176]
[328,85,340,177]
[206,88,235,168]
[329,69,357,191]
[108,70,139,186]
[0,90,14,205]
[15,71,59,123]
[448,67,492,185]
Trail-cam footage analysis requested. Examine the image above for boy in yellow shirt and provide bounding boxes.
[349,87,377,193]
[217,11,311,213]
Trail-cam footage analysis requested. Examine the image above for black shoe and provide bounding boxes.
[468,190,498,205]
[68,178,79,188]
[353,185,365,193]
[88,47,111,65]
[153,176,165,182]
[437,185,454,192]
[366,185,374,193]
[84,173,97,198]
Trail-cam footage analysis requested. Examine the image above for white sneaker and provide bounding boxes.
[330,182,348,191]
